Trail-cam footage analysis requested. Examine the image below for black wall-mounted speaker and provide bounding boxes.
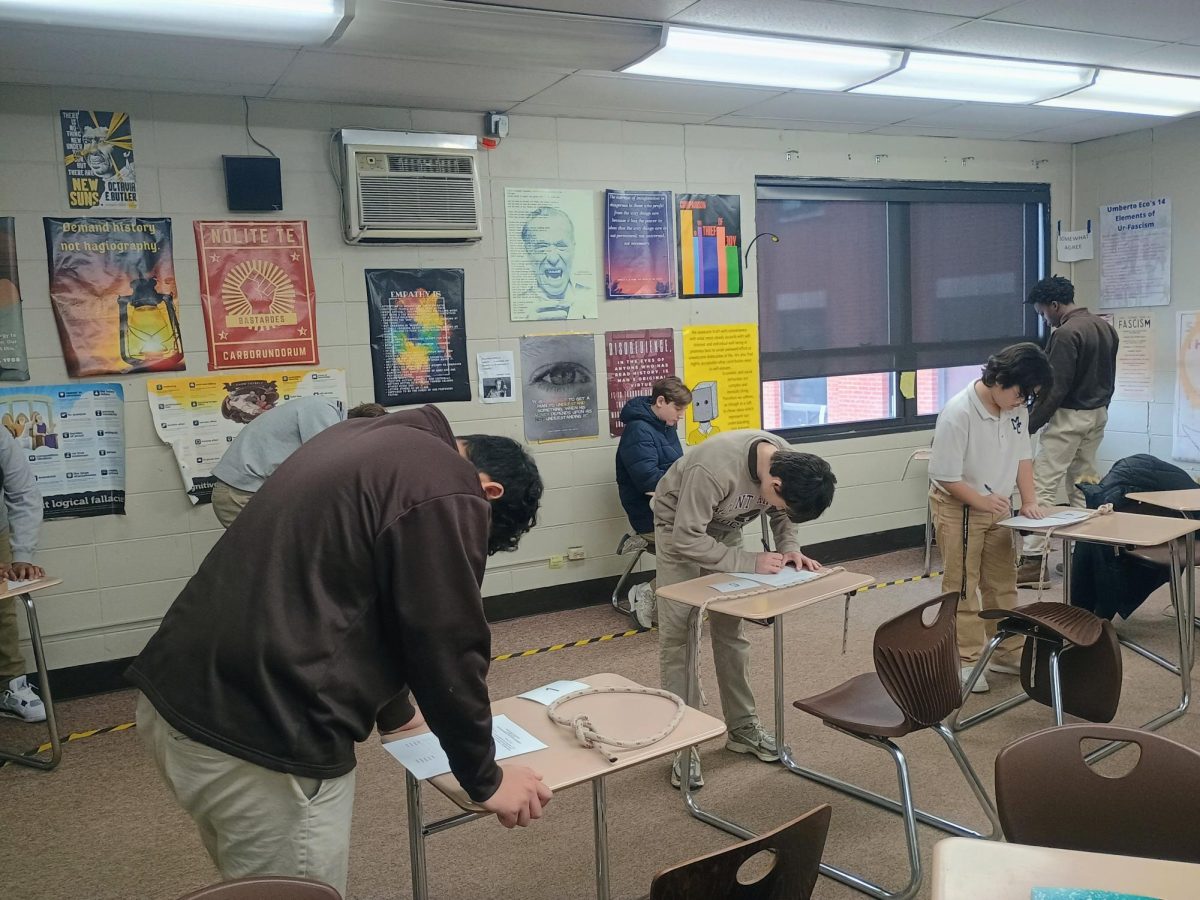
[222,155,283,212]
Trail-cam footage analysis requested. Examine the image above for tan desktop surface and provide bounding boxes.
[656,568,875,619]
[1127,488,1200,513]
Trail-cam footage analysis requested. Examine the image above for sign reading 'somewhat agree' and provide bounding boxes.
[194,221,320,370]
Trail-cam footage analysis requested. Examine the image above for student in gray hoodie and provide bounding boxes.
[651,429,835,789]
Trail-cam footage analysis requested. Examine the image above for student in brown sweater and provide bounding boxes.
[128,406,547,895]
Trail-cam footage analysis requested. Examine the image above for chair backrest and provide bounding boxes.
[873,592,962,729]
[649,804,831,900]
[996,724,1200,863]
[176,876,342,900]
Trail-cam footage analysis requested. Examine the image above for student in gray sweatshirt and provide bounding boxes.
[209,397,386,527]
[651,430,836,789]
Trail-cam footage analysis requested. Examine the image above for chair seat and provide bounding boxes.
[979,601,1103,646]
[793,672,912,738]
[1123,544,1172,569]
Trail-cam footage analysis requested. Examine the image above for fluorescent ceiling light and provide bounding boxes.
[624,25,903,92]
[0,0,350,44]
[854,52,1095,104]
[1038,69,1200,116]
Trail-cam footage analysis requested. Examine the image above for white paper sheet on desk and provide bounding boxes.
[1001,509,1093,529]
[5,579,35,591]
[732,568,825,588]
[519,680,590,705]
[710,578,762,593]
[383,714,547,780]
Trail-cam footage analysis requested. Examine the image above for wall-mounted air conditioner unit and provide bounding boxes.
[336,129,483,244]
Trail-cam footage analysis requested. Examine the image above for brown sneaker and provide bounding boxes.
[1016,557,1050,589]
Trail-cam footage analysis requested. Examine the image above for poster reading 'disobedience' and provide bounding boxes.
[605,329,675,437]
[520,334,598,441]
[365,269,470,406]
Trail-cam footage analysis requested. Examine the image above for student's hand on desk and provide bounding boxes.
[973,494,1011,518]
[1018,502,1045,519]
[781,551,820,571]
[7,561,43,580]
[754,552,785,574]
[482,764,552,828]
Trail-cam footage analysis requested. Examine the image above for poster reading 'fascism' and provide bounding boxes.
[605,328,675,437]
[0,218,31,381]
[0,382,126,518]
[195,220,320,370]
[148,368,346,503]
[44,217,185,377]
[677,194,742,299]
[365,269,470,406]
[60,110,137,210]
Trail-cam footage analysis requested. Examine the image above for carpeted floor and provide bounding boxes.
[1,546,1195,900]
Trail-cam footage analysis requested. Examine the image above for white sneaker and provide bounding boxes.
[988,660,1022,675]
[628,583,656,629]
[960,665,990,694]
[1,675,46,723]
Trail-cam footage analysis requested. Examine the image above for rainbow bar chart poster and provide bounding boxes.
[676,194,742,299]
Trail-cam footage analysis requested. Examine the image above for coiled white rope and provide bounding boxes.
[1035,503,1114,602]
[546,685,686,763]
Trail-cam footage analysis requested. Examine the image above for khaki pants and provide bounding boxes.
[211,480,255,528]
[931,494,1022,665]
[0,530,21,681]
[1023,407,1108,556]
[137,693,356,896]
[655,525,757,731]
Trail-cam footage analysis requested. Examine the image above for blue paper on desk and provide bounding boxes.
[1032,889,1159,899]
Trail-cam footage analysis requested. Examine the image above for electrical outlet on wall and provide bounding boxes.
[567,546,585,561]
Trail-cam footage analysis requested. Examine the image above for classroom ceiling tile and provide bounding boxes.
[518,72,783,117]
[733,91,959,125]
[706,115,880,133]
[1016,113,1177,143]
[443,0,696,19]
[505,101,711,124]
[1119,42,1200,78]
[846,0,1012,13]
[896,102,1104,130]
[335,0,660,71]
[986,0,1200,44]
[915,20,1166,65]
[672,0,969,46]
[268,84,523,112]
[866,123,1031,140]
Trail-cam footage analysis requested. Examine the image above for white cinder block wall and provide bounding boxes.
[1071,116,1200,476]
[0,83,1072,671]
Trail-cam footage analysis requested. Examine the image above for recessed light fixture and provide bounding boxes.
[853,52,1095,104]
[624,25,904,92]
[1038,69,1200,117]
[0,0,350,44]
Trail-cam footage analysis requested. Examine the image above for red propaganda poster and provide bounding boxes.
[194,220,319,370]
[604,328,675,437]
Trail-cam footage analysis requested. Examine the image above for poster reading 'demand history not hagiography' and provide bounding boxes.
[195,221,320,370]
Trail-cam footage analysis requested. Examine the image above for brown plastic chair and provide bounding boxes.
[951,601,1122,732]
[648,804,831,900]
[996,723,1200,863]
[791,593,1000,900]
[177,876,342,900]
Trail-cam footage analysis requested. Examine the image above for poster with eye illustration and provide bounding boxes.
[519,333,598,441]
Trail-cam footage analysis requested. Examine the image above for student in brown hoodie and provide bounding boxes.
[128,406,548,896]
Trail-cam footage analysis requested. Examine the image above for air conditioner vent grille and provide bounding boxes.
[387,154,473,175]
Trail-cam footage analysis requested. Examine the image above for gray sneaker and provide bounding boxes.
[628,583,656,628]
[670,747,703,790]
[725,723,779,761]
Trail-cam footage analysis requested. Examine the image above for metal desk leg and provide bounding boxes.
[406,771,429,900]
[1062,537,1071,603]
[592,777,610,900]
[0,592,61,771]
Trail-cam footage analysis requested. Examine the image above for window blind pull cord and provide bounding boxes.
[546,686,686,763]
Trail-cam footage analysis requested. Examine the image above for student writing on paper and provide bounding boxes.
[929,344,1052,695]
[652,430,836,789]
[128,406,550,897]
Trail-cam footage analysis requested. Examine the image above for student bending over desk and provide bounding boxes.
[128,406,551,897]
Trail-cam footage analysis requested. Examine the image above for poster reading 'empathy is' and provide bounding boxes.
[0,383,125,518]
[365,269,469,406]
[148,368,346,503]
[520,334,598,442]
[60,110,137,210]
[506,188,597,322]
[605,329,675,437]
[682,324,759,445]
[195,221,319,370]
[605,190,674,299]
[677,194,742,299]
[44,217,185,377]
[0,219,31,381]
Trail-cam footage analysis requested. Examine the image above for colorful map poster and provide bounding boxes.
[0,219,30,381]
[605,329,675,437]
[365,269,469,406]
[682,324,759,445]
[0,383,125,518]
[195,220,319,370]
[520,334,598,441]
[147,368,346,503]
[60,110,137,210]
[44,217,184,377]
[605,190,674,299]
[677,194,742,299]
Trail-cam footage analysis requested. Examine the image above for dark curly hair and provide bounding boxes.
[1025,274,1074,307]
[981,342,1052,405]
[770,451,836,524]
[458,434,543,555]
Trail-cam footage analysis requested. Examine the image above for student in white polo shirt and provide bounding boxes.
[928,343,1052,694]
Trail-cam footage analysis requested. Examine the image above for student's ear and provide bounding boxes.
[479,476,505,501]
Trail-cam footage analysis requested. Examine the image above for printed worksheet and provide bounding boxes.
[709,578,762,593]
[519,680,590,705]
[382,714,546,779]
[733,568,829,588]
[1001,509,1093,530]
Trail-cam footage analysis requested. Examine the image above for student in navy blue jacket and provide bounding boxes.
[616,376,691,626]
